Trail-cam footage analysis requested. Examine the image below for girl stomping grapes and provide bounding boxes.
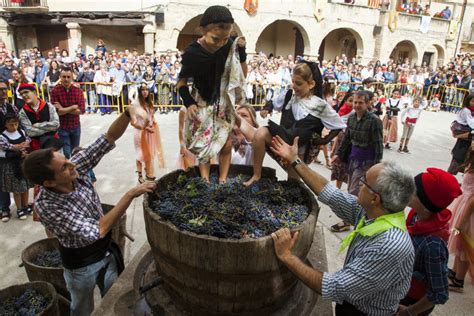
[177,5,247,183]
[243,61,346,186]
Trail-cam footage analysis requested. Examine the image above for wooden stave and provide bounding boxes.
[144,166,319,314]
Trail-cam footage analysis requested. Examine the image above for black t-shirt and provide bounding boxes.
[179,39,233,104]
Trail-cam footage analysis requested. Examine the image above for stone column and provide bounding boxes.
[0,18,15,53]
[143,24,156,54]
[66,22,82,55]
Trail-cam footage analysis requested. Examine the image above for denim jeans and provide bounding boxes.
[63,253,117,316]
[0,191,10,210]
[58,127,81,159]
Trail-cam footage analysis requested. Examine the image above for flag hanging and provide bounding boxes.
[244,0,258,15]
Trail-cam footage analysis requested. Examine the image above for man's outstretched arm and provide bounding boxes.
[104,109,131,144]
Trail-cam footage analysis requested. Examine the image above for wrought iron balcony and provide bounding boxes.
[2,0,48,12]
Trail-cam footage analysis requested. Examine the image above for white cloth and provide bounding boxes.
[221,37,246,107]
[272,89,346,130]
[420,16,431,34]
[1,130,21,141]
[401,107,422,125]
[231,140,253,165]
[455,107,474,129]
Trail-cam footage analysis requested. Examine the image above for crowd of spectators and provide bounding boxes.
[0,38,472,112]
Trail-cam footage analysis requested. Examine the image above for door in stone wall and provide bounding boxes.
[36,25,68,57]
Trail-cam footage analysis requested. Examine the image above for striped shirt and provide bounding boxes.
[319,184,415,316]
[35,135,115,249]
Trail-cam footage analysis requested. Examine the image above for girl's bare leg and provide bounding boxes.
[145,160,154,179]
[244,127,272,186]
[199,162,211,183]
[218,136,233,183]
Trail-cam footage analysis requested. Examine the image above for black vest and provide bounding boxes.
[58,232,112,270]
[23,101,51,125]
[387,99,400,117]
[280,90,325,145]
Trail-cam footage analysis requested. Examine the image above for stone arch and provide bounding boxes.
[176,14,243,51]
[390,40,419,66]
[433,44,445,67]
[318,28,364,62]
[255,19,310,57]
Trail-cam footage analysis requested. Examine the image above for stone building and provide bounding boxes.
[0,0,472,66]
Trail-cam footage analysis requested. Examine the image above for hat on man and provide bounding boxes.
[414,168,462,213]
[18,83,36,93]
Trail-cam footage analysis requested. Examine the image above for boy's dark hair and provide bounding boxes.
[392,88,401,93]
[60,66,73,73]
[3,112,19,123]
[355,90,371,103]
[22,149,56,185]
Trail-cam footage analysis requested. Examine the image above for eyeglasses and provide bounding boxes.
[359,175,380,197]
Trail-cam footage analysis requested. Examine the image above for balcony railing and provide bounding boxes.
[2,0,48,11]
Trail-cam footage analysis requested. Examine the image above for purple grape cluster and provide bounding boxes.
[33,250,62,268]
[0,287,50,316]
[150,174,310,239]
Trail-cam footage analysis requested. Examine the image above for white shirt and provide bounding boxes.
[401,107,422,125]
[456,107,474,129]
[272,89,346,130]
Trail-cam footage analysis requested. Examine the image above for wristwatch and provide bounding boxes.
[291,157,302,168]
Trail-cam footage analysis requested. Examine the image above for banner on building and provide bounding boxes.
[368,0,381,8]
[313,0,327,22]
[244,0,258,15]
[388,11,399,32]
[447,20,459,41]
[420,16,431,34]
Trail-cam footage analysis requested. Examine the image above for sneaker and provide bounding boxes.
[397,147,403,153]
[25,204,33,215]
[17,208,27,220]
[384,143,391,149]
[403,147,410,153]
[1,209,10,222]
[449,277,464,293]
[330,221,351,232]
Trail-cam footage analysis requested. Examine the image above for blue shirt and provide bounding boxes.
[408,215,449,304]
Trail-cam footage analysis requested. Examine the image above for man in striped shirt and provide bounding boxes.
[270,135,415,315]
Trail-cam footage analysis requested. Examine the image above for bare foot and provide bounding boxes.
[202,177,210,183]
[243,175,261,187]
[218,178,227,184]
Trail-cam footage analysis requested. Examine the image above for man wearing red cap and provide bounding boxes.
[18,83,59,151]
[398,168,462,316]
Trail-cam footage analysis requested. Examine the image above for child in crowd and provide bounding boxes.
[421,95,429,110]
[177,5,247,183]
[400,91,412,109]
[231,105,258,165]
[0,113,31,222]
[243,61,345,186]
[430,95,441,112]
[398,96,423,153]
[448,149,474,293]
[330,91,354,189]
[383,88,401,149]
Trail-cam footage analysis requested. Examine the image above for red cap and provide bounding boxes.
[415,168,462,212]
[18,83,36,93]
